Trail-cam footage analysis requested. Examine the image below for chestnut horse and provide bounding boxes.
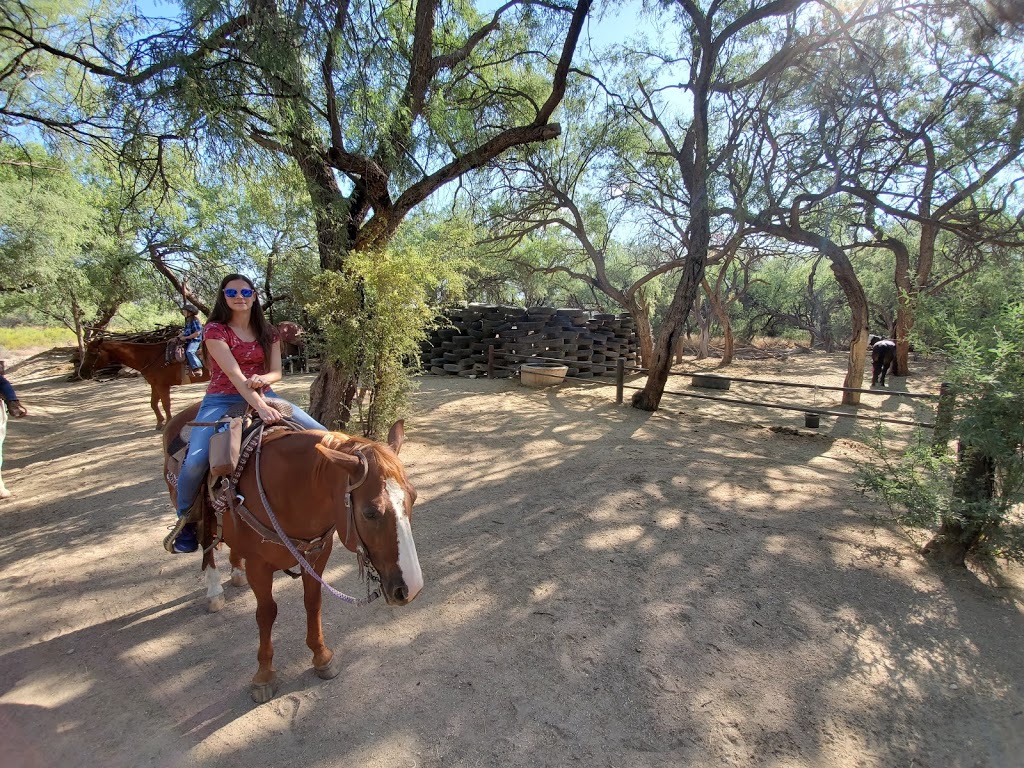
[162,403,423,703]
[81,339,209,429]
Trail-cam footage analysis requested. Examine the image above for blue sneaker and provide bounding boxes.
[172,524,198,553]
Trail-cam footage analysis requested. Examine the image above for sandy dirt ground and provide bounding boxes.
[0,348,1022,768]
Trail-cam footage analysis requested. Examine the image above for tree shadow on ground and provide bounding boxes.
[1,365,1021,768]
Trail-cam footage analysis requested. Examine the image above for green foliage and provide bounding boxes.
[858,301,1024,561]
[303,232,469,438]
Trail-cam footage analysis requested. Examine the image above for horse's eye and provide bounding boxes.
[362,507,381,521]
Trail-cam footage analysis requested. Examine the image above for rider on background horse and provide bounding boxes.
[169,273,326,553]
[179,303,205,376]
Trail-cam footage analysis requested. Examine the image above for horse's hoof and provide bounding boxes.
[314,654,341,680]
[155,424,165,431]
[250,676,278,704]
[230,569,248,587]
[207,594,226,613]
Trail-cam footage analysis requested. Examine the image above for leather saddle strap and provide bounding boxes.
[231,496,335,556]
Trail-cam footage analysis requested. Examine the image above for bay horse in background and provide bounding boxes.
[80,338,210,429]
[868,334,897,387]
[161,403,423,703]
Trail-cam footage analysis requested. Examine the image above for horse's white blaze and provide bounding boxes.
[386,477,423,599]
[205,565,224,598]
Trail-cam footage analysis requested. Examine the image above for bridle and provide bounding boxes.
[252,426,381,605]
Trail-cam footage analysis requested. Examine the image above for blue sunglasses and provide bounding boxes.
[223,288,254,298]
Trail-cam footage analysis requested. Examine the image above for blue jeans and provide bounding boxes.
[184,341,203,370]
[175,390,326,516]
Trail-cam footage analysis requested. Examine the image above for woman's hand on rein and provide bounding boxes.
[246,374,267,390]
[256,404,283,424]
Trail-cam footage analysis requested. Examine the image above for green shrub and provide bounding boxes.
[858,301,1024,564]
[303,242,468,439]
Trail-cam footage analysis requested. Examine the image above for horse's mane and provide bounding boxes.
[315,431,405,481]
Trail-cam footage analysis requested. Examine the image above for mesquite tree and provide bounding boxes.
[3,0,592,428]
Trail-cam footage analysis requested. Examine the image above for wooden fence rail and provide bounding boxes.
[486,347,952,431]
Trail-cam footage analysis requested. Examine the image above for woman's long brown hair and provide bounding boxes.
[207,274,275,364]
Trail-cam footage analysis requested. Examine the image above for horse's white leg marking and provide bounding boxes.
[386,478,423,599]
[206,565,224,597]
[206,563,225,612]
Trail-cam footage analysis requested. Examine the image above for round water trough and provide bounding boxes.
[691,373,731,390]
[521,362,569,387]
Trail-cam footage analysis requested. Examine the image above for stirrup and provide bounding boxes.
[163,516,189,553]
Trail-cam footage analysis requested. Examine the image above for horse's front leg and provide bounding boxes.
[203,549,225,613]
[229,547,247,587]
[302,544,339,680]
[150,386,165,430]
[247,559,279,703]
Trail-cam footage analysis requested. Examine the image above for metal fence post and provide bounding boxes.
[616,358,625,404]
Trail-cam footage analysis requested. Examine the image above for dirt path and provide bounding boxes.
[0,349,1021,768]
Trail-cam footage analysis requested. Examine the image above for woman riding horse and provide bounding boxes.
[169,273,325,553]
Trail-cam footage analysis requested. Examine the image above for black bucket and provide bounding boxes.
[804,413,820,429]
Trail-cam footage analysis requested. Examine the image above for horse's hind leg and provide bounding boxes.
[878,354,892,387]
[301,550,339,680]
[247,559,279,703]
[160,386,172,429]
[150,387,164,430]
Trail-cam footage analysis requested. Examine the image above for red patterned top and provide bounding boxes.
[203,322,280,395]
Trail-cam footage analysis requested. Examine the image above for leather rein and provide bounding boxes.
[218,422,381,606]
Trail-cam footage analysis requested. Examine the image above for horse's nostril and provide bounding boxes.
[394,586,408,602]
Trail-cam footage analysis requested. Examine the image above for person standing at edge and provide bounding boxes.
[0,364,29,499]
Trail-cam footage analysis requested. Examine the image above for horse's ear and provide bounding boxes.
[387,420,405,455]
[315,443,364,469]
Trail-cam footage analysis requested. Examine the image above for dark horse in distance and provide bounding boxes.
[868,334,897,387]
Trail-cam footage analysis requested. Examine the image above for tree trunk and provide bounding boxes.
[308,362,358,430]
[893,304,914,376]
[704,279,733,365]
[759,226,868,403]
[293,147,365,428]
[632,258,707,411]
[825,249,869,405]
[891,231,916,377]
[632,306,655,370]
[696,297,711,360]
[922,442,996,567]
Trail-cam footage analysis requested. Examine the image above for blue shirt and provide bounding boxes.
[184,317,203,341]
[0,375,17,402]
